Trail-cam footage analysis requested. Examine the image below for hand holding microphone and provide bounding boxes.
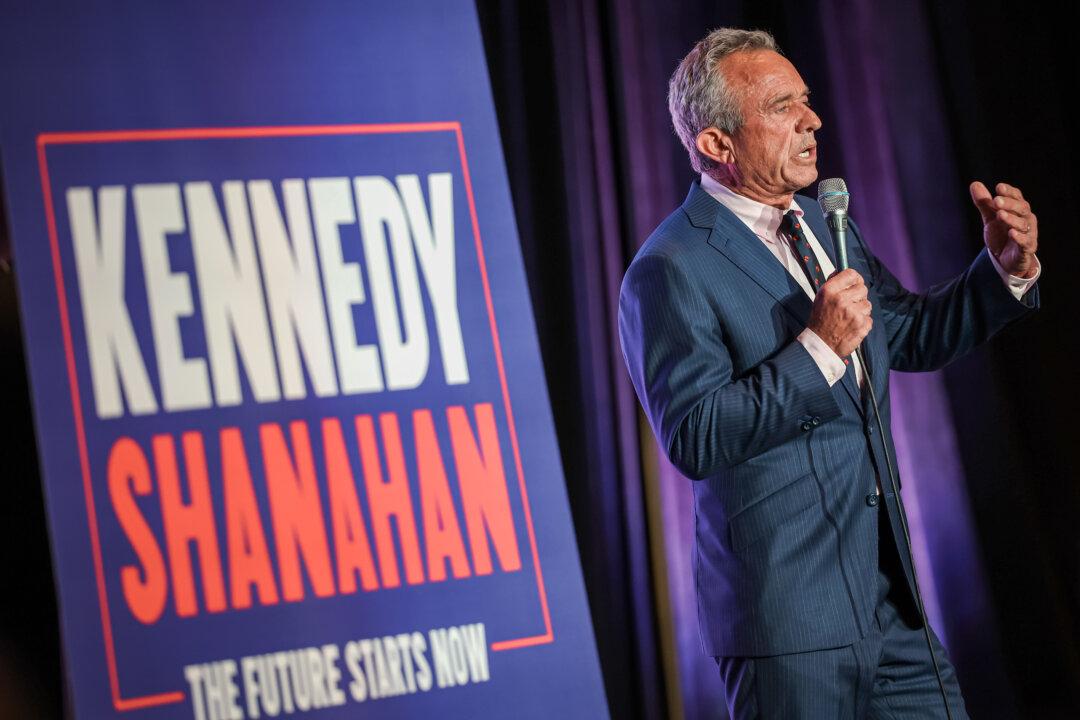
[807,269,873,358]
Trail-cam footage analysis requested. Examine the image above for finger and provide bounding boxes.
[854,317,873,343]
[969,181,997,223]
[836,284,869,305]
[995,182,1025,201]
[993,195,1031,217]
[996,209,1033,231]
[826,268,862,290]
[841,268,866,286]
[853,298,872,316]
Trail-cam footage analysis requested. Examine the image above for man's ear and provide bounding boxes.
[695,127,735,165]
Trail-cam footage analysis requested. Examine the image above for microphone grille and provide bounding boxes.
[817,177,850,213]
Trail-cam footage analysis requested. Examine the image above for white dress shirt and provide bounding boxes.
[699,173,1040,390]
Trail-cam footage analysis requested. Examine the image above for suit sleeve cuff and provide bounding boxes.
[988,251,1041,300]
[797,328,847,386]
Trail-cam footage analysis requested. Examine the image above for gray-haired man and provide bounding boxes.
[619,27,1039,718]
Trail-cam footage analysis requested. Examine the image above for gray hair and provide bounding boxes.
[667,28,779,174]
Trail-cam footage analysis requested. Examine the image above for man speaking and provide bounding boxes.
[618,28,1039,719]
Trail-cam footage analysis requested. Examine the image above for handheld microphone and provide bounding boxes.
[816,177,954,720]
[816,177,850,269]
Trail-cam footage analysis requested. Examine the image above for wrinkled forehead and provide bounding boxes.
[719,49,808,107]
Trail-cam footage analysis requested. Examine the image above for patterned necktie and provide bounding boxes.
[780,210,828,293]
[780,210,852,368]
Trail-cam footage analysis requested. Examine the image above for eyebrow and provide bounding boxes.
[768,87,811,107]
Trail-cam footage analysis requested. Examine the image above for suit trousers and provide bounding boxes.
[715,494,971,719]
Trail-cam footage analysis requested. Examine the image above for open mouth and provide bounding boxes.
[797,146,816,160]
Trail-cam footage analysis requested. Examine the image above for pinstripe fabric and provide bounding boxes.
[617,182,1038,658]
[716,500,971,719]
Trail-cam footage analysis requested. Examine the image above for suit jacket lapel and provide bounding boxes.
[683,184,810,325]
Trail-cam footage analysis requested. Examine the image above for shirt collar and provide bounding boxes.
[700,172,803,243]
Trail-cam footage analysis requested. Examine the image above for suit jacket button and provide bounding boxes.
[801,422,812,431]
[811,417,821,426]
[865,493,880,507]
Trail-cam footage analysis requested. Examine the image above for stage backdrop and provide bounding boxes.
[0,2,607,718]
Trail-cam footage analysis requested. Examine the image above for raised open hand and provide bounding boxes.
[969,181,1038,278]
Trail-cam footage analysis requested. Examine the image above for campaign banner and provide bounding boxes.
[0,3,608,718]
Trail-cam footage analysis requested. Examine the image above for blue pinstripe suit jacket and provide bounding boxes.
[618,182,1038,657]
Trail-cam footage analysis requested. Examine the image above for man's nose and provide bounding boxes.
[798,106,822,133]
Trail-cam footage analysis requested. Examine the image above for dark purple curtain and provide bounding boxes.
[478,1,1080,719]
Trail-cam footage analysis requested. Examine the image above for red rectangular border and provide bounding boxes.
[36,122,554,712]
